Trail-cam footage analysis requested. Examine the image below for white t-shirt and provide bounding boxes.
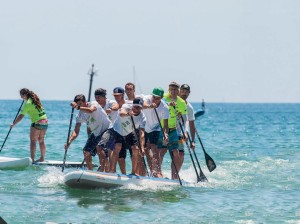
[185,101,195,131]
[143,95,170,133]
[102,99,118,123]
[177,101,194,136]
[113,103,146,136]
[76,101,112,136]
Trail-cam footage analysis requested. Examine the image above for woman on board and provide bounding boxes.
[10,88,48,162]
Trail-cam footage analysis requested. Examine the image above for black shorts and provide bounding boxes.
[119,144,128,159]
[83,133,103,156]
[111,129,137,158]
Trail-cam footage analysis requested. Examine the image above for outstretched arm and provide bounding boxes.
[10,114,25,128]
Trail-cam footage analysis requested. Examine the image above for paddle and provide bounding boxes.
[178,118,207,182]
[130,115,150,176]
[62,107,75,172]
[195,129,216,172]
[154,108,182,185]
[0,100,24,152]
[194,99,206,118]
[173,105,208,182]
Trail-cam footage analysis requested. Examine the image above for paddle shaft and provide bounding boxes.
[178,120,207,182]
[62,107,75,172]
[0,100,24,152]
[154,108,182,185]
[195,128,216,172]
[130,115,150,176]
[178,116,207,182]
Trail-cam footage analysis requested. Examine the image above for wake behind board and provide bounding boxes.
[33,160,98,168]
[64,170,188,189]
[0,156,32,169]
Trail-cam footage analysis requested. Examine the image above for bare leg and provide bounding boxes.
[136,150,146,176]
[156,147,167,178]
[37,129,47,162]
[171,149,181,180]
[151,144,160,177]
[83,151,93,170]
[96,146,108,172]
[110,143,122,173]
[30,127,38,161]
[118,158,126,174]
[177,151,184,171]
[131,145,139,175]
[144,142,153,173]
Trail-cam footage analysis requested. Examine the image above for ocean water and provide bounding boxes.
[0,100,299,223]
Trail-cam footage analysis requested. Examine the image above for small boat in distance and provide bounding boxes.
[194,99,205,118]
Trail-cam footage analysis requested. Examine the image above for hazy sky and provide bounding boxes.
[1,0,300,102]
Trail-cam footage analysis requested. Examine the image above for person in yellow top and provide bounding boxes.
[157,81,187,179]
[10,88,48,162]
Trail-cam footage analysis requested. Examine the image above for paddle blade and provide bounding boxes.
[205,153,216,172]
[198,170,208,182]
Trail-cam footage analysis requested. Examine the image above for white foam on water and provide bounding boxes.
[37,167,64,187]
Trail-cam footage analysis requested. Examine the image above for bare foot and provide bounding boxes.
[34,158,44,163]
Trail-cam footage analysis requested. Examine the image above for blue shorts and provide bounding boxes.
[157,129,179,151]
[31,119,48,130]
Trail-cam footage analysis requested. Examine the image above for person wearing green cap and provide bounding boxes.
[142,87,170,178]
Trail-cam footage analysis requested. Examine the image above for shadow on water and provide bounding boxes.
[64,186,189,212]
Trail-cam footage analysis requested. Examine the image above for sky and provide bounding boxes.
[1,0,300,103]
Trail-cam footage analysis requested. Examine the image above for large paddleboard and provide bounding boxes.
[64,170,188,189]
[33,160,98,168]
[0,156,32,169]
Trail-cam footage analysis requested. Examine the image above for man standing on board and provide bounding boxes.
[64,93,112,170]
[158,81,187,179]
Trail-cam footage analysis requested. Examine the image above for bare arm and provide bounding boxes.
[10,114,25,128]
[64,123,81,149]
[189,120,196,149]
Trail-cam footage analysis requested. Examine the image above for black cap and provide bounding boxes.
[180,84,190,91]
[132,97,144,108]
[113,87,125,95]
[95,88,107,97]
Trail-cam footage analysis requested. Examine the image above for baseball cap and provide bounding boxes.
[169,81,180,88]
[132,97,144,108]
[94,88,107,97]
[180,84,190,91]
[152,87,164,98]
[113,87,125,95]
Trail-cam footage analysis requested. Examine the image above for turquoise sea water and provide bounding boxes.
[0,100,299,223]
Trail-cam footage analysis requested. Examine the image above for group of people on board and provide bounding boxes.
[10,81,197,180]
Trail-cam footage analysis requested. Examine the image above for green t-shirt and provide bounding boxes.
[21,98,47,123]
[163,93,187,129]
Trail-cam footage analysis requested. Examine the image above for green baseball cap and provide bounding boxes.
[152,87,164,98]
